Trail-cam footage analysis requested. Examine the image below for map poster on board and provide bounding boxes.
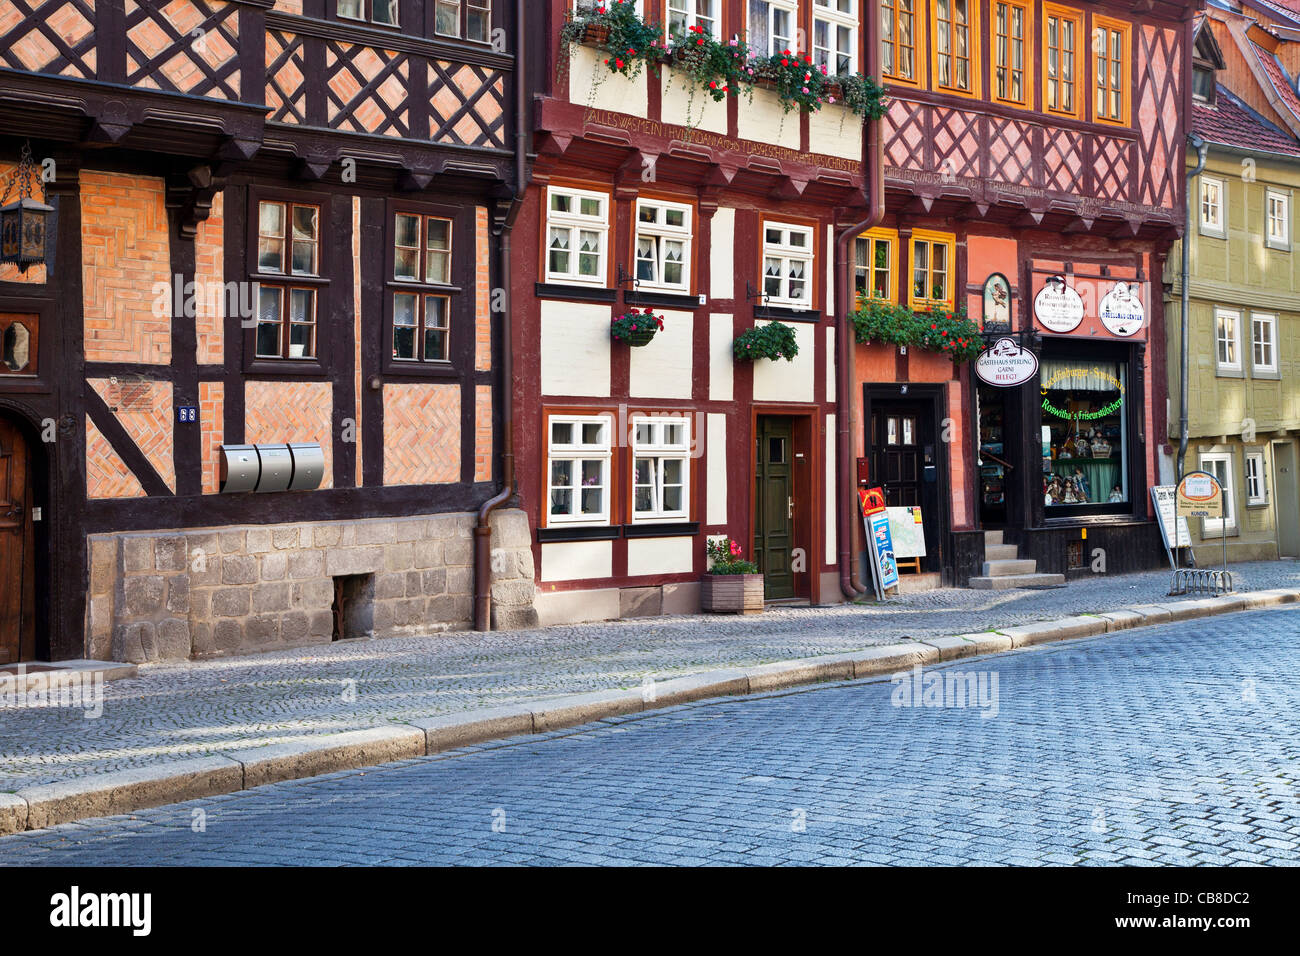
[886,507,927,559]
[1150,486,1192,570]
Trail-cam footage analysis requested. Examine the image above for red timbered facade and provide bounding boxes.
[0,0,537,664]
[863,0,1196,585]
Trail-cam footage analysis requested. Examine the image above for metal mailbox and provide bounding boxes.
[255,444,294,493]
[219,445,260,494]
[288,442,325,492]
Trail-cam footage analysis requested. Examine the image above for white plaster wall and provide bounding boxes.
[629,309,693,399]
[626,536,694,577]
[825,326,836,403]
[751,321,816,403]
[825,413,837,566]
[706,413,728,526]
[569,44,648,118]
[810,103,862,160]
[708,313,734,402]
[541,540,613,582]
[737,87,800,150]
[540,299,610,397]
[662,68,727,134]
[710,207,735,300]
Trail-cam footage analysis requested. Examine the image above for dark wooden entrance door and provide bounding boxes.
[870,405,925,507]
[0,416,35,663]
[754,416,795,600]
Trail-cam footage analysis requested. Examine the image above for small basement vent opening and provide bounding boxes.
[332,574,375,641]
[1066,540,1086,571]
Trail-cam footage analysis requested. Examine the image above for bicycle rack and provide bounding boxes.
[1168,567,1233,596]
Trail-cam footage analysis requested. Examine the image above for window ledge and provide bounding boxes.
[1215,367,1245,379]
[755,305,820,323]
[535,283,617,303]
[1251,369,1281,381]
[244,359,329,377]
[381,362,461,379]
[538,525,620,542]
[1266,240,1291,253]
[624,521,699,538]
[625,290,701,310]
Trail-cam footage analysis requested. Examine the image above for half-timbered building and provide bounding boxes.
[861,0,1196,586]
[0,0,536,664]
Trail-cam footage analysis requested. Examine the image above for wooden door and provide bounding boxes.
[871,405,925,507]
[0,416,34,663]
[1274,443,1300,558]
[754,416,795,600]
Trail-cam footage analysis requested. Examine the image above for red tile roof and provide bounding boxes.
[1193,88,1300,157]
[1251,40,1300,124]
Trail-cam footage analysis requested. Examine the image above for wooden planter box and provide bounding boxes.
[584,23,610,45]
[701,573,764,614]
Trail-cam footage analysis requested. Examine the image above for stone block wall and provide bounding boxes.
[86,509,537,663]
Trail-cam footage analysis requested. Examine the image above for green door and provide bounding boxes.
[754,416,795,600]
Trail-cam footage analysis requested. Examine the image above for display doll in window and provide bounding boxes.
[1108,485,1124,503]
[1045,476,1063,504]
[1071,466,1090,502]
[1091,434,1112,458]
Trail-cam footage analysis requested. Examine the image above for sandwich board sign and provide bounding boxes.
[1150,485,1192,571]
[860,487,899,600]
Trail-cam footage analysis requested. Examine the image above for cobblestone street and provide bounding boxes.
[3,562,1299,793]
[2,603,1298,865]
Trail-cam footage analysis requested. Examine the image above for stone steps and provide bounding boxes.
[971,530,1067,590]
[984,544,1020,561]
[983,558,1040,577]
[969,572,1068,590]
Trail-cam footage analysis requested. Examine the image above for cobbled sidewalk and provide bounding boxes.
[3,560,1298,792]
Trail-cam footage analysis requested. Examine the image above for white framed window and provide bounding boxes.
[748,0,797,56]
[546,186,609,286]
[1252,311,1278,374]
[632,416,692,521]
[1199,452,1237,535]
[1199,176,1225,237]
[762,221,814,308]
[1215,307,1241,373]
[668,0,718,37]
[813,0,858,74]
[1245,450,1267,506]
[574,0,643,13]
[547,415,613,525]
[1267,189,1291,250]
[634,199,692,293]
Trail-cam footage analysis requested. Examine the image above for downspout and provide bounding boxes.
[1178,134,1208,484]
[475,0,528,631]
[835,0,885,600]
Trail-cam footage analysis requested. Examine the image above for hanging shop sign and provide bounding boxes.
[1033,274,1085,333]
[975,336,1039,387]
[1176,471,1224,519]
[981,273,1012,332]
[1098,281,1145,337]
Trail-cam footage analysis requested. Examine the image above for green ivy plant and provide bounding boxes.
[850,299,983,363]
[733,321,799,362]
[756,50,828,114]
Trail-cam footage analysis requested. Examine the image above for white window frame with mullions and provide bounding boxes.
[1199,451,1237,536]
[1215,307,1242,374]
[748,0,798,56]
[574,0,644,13]
[762,221,815,308]
[813,0,858,75]
[1267,189,1291,251]
[1244,450,1268,506]
[1252,311,1278,374]
[632,416,692,522]
[546,186,609,287]
[634,199,692,293]
[668,0,718,38]
[547,415,614,525]
[1199,176,1225,238]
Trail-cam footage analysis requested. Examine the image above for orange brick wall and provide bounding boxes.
[200,381,224,494]
[195,190,224,365]
[81,170,171,365]
[86,377,176,492]
[475,385,492,482]
[126,0,241,99]
[0,1,96,78]
[85,419,146,500]
[382,383,460,486]
[476,205,491,371]
[245,381,334,489]
[0,163,48,284]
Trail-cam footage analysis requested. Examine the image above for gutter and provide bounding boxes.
[475,0,527,631]
[834,0,886,600]
[1178,133,1208,484]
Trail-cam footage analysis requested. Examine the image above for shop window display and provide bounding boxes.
[1040,360,1126,509]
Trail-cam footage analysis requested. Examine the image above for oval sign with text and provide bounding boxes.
[975,337,1039,387]
[1099,281,1145,337]
[1034,275,1085,333]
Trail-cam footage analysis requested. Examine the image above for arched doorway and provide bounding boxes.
[0,413,35,663]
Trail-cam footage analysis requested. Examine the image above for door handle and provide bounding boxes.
[787,497,794,519]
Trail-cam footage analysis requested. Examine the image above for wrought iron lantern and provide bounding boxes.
[0,142,52,274]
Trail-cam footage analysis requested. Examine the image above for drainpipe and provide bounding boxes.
[475,0,528,631]
[835,0,886,600]
[1178,134,1208,484]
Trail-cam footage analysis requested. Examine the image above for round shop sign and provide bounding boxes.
[975,337,1039,387]
[1034,275,1085,333]
[1098,281,1145,337]
[1176,471,1224,519]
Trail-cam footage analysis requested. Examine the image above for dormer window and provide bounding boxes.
[1191,18,1225,106]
